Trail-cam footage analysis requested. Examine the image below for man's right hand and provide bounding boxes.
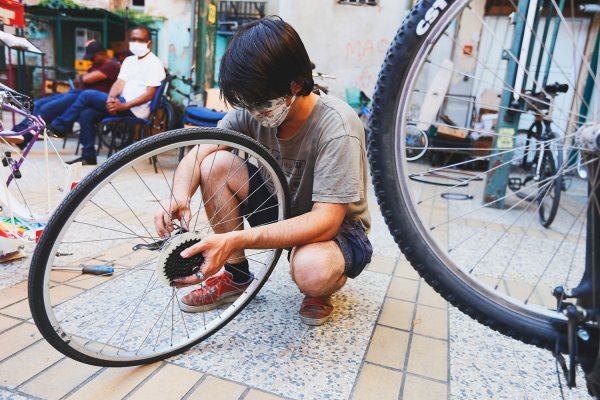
[154,201,192,238]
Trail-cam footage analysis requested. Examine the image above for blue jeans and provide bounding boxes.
[52,90,134,158]
[13,90,82,139]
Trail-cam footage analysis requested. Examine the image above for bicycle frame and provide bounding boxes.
[0,101,47,187]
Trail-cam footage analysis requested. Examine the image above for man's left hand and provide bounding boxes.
[106,98,128,113]
[172,232,235,288]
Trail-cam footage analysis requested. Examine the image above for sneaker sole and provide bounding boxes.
[179,291,243,313]
[299,314,331,326]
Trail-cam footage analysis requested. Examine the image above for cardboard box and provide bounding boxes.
[473,136,494,157]
[479,89,501,113]
[437,124,468,140]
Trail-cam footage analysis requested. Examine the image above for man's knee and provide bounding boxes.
[200,151,233,183]
[291,243,345,296]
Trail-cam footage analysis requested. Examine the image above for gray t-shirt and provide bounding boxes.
[217,93,371,232]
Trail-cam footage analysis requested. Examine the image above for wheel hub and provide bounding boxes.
[156,231,205,286]
[576,122,600,153]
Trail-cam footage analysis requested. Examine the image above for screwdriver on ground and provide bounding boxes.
[51,264,115,276]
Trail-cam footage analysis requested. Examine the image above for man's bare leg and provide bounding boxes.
[290,242,347,325]
[179,150,254,312]
[199,150,250,265]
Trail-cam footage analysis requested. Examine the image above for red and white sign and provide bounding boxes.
[0,0,24,29]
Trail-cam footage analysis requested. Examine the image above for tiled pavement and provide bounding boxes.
[0,136,592,399]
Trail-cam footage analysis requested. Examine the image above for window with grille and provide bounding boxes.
[338,0,378,5]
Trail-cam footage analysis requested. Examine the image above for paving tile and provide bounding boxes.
[0,323,41,361]
[402,373,448,400]
[417,284,448,309]
[378,298,414,330]
[0,388,29,400]
[172,266,390,400]
[352,363,402,400]
[66,362,160,400]
[448,306,589,399]
[394,258,420,280]
[406,335,448,381]
[366,325,409,369]
[128,364,203,400]
[48,285,84,305]
[0,281,28,309]
[0,299,31,320]
[50,270,80,283]
[19,357,101,400]
[0,340,63,388]
[387,277,419,302]
[63,275,111,290]
[272,354,356,400]
[0,315,20,333]
[244,389,285,400]
[412,304,448,340]
[187,376,246,400]
[116,249,157,268]
[366,255,396,275]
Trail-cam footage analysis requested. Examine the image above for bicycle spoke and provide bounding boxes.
[109,182,159,242]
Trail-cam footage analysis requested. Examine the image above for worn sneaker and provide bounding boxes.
[299,295,334,326]
[180,271,253,313]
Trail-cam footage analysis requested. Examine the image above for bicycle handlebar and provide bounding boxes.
[544,82,569,95]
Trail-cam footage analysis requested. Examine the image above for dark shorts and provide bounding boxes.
[239,163,280,227]
[332,219,373,279]
[241,163,373,280]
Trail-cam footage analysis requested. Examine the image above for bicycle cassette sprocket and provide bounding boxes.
[156,231,205,286]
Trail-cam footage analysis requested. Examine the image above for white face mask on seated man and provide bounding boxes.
[129,41,150,57]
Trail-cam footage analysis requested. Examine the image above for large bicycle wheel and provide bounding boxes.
[28,128,289,366]
[538,150,562,227]
[369,0,599,361]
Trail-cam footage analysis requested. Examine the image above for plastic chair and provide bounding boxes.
[183,88,228,127]
[96,76,171,157]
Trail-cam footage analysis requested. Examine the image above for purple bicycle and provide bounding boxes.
[0,83,75,253]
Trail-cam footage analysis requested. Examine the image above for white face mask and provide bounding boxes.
[248,96,296,128]
[129,41,149,57]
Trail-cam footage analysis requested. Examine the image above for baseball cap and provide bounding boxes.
[83,40,106,60]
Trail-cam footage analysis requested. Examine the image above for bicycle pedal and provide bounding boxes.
[1,152,10,167]
[508,177,522,191]
[13,169,21,179]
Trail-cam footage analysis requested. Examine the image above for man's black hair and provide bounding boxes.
[219,16,315,109]
[130,25,151,41]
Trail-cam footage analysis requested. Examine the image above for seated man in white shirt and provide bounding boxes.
[50,26,166,165]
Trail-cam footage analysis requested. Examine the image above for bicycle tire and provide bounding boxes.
[29,127,290,366]
[368,0,587,355]
[538,151,562,228]
[511,129,538,202]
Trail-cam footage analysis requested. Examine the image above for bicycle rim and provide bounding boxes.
[28,128,289,366]
[369,0,600,351]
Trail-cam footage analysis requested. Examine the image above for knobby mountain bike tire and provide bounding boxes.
[29,128,290,366]
[369,0,598,370]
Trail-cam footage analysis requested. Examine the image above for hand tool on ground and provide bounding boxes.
[51,263,114,276]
